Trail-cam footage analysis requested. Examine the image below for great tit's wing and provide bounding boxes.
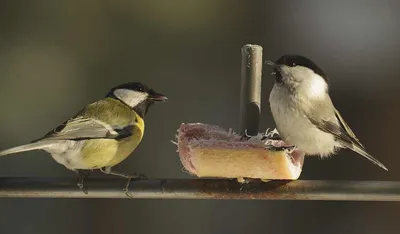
[0,117,134,157]
[33,117,133,142]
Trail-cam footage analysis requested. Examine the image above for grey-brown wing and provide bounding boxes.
[304,97,361,147]
[304,97,387,170]
[308,108,365,150]
[308,116,355,146]
[334,108,364,149]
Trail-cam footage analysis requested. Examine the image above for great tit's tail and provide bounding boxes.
[0,142,53,157]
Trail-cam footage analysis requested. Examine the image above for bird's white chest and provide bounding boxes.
[44,140,87,170]
[269,85,336,156]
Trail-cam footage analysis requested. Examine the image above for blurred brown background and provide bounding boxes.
[0,0,399,233]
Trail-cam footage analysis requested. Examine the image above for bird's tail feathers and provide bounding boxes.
[0,142,53,157]
[347,143,388,171]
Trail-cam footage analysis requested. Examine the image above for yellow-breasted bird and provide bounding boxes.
[0,82,167,196]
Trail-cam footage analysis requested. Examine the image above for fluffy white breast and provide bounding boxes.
[269,84,336,157]
[113,89,148,107]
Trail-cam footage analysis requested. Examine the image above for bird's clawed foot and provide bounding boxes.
[77,180,88,194]
[100,167,147,198]
[75,170,92,194]
[241,128,282,141]
[261,128,281,141]
[122,173,147,198]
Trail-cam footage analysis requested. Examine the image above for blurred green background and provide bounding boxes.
[0,0,399,233]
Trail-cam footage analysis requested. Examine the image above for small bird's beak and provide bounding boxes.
[265,60,276,67]
[149,90,168,102]
[265,60,280,75]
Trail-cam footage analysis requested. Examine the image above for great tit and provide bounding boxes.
[265,55,387,171]
[0,82,167,195]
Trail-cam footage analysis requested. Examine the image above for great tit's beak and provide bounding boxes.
[149,90,168,102]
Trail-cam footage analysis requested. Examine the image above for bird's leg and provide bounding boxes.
[99,167,147,198]
[74,169,91,194]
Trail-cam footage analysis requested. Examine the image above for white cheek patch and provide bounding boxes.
[113,89,148,107]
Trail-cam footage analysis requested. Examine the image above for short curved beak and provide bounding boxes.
[149,90,168,102]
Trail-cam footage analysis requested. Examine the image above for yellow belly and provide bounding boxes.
[80,135,142,169]
[77,99,146,169]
